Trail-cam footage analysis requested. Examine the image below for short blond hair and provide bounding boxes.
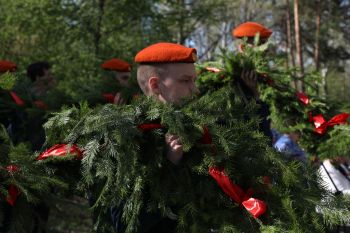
[137,64,170,95]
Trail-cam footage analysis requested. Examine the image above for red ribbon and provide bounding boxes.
[258,73,275,86]
[4,165,21,206]
[201,126,217,155]
[203,127,266,218]
[102,93,115,103]
[262,176,272,187]
[241,197,267,218]
[201,126,212,144]
[9,91,25,106]
[296,92,310,105]
[311,113,350,135]
[209,167,267,218]
[137,123,163,132]
[5,185,20,206]
[34,100,48,110]
[308,111,314,123]
[6,165,20,173]
[36,144,83,161]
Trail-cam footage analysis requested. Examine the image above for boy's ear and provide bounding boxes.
[148,76,160,95]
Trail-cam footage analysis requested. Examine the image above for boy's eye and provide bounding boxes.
[181,79,190,83]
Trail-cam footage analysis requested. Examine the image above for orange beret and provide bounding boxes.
[0,60,17,73]
[135,42,197,63]
[101,58,131,72]
[233,22,272,39]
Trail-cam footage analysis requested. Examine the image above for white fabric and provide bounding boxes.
[319,159,350,195]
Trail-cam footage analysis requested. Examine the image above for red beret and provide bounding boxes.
[0,60,17,72]
[101,58,131,72]
[233,22,272,39]
[135,42,197,63]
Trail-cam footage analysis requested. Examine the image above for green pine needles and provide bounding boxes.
[41,40,350,232]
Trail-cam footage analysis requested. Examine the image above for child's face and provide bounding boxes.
[37,69,56,89]
[154,63,198,104]
[115,71,131,87]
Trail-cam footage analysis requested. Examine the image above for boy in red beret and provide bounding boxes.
[233,21,272,52]
[232,21,273,96]
[101,58,132,104]
[232,22,274,142]
[101,58,131,86]
[135,42,198,164]
[111,42,198,232]
[135,43,198,104]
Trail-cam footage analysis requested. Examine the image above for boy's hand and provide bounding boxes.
[165,134,183,165]
[240,69,260,100]
[114,92,125,105]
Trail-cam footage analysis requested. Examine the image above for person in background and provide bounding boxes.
[271,129,307,163]
[101,58,132,104]
[232,22,273,142]
[318,156,350,196]
[27,61,56,101]
[232,22,272,52]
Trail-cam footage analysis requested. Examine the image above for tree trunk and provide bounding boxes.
[286,0,297,89]
[314,0,321,95]
[294,0,304,91]
[314,1,321,71]
[342,73,346,100]
[321,68,328,97]
[243,0,250,22]
[178,0,186,44]
[222,21,228,48]
[95,0,106,56]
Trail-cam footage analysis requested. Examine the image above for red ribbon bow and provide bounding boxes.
[203,127,267,218]
[6,165,20,173]
[209,167,267,218]
[296,92,310,105]
[137,123,163,132]
[201,126,217,155]
[9,91,25,107]
[258,73,275,86]
[4,165,20,205]
[102,93,115,103]
[36,144,83,161]
[5,185,20,206]
[201,126,212,144]
[311,113,350,135]
[34,100,48,110]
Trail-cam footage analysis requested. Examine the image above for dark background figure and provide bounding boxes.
[27,61,56,98]
[25,61,72,151]
[232,22,274,143]
[100,58,140,105]
[0,60,27,143]
[25,61,55,151]
[272,129,307,163]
